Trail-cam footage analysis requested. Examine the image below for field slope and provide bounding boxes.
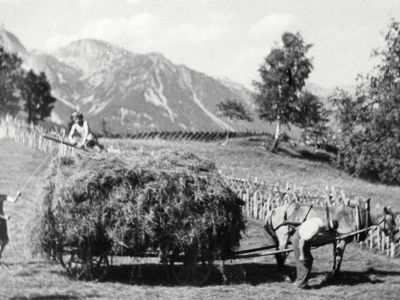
[0,138,399,300]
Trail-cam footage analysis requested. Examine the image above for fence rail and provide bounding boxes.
[104,130,271,142]
[0,115,75,156]
[222,175,400,258]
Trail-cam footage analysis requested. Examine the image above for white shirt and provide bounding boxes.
[68,120,89,145]
[298,217,328,241]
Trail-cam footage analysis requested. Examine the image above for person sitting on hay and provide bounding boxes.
[0,191,21,260]
[68,111,104,151]
[292,217,339,289]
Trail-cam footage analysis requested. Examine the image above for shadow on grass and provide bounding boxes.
[275,144,334,164]
[297,149,333,163]
[311,268,400,289]
[52,262,295,287]
[51,261,400,288]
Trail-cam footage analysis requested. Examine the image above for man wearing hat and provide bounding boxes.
[292,217,339,288]
[68,111,104,151]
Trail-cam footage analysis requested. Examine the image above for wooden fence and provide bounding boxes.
[104,130,271,142]
[223,175,400,258]
[0,115,75,156]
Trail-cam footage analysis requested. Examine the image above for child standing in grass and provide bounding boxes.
[0,191,21,259]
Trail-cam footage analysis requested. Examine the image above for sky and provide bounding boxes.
[0,0,399,89]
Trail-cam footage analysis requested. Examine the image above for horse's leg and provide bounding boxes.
[332,240,347,279]
[218,260,227,284]
[275,227,291,281]
[0,239,8,259]
[332,242,337,272]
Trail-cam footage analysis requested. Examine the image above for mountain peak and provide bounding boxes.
[54,39,136,74]
[0,25,28,56]
[56,39,125,57]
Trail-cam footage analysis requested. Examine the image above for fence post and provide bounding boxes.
[390,242,395,258]
[377,226,381,252]
[331,186,339,205]
[340,190,346,204]
[369,229,373,251]
[386,236,390,256]
[246,188,250,217]
[260,193,264,220]
[253,191,259,219]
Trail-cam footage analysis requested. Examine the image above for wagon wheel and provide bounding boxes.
[171,246,213,286]
[172,259,212,286]
[89,254,110,281]
[59,248,110,281]
[59,249,87,279]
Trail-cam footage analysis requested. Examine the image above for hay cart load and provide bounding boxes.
[30,150,245,285]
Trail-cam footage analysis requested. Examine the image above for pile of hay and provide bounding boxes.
[31,150,245,261]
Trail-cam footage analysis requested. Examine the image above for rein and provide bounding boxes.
[336,225,376,240]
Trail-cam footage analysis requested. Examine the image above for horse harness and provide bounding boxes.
[272,201,378,237]
[272,203,314,233]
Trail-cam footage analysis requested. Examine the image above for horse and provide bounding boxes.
[264,199,398,280]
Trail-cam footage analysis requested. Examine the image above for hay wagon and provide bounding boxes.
[33,150,245,286]
[33,140,375,286]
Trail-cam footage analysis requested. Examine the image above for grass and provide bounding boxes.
[1,137,400,299]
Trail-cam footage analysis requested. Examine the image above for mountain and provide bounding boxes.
[0,28,257,133]
[1,27,340,135]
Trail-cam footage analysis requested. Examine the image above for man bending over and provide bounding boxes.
[292,217,338,288]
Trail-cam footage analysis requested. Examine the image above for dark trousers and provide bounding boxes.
[292,229,313,287]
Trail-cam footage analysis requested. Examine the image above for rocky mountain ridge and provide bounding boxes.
[0,27,344,134]
[1,29,256,133]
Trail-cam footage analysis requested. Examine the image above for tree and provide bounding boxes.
[21,70,56,124]
[253,32,313,152]
[332,20,400,183]
[0,47,24,116]
[101,117,110,137]
[216,98,252,144]
[297,91,330,147]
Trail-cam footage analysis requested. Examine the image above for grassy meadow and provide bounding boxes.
[0,136,400,299]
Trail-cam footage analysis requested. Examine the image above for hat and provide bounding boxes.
[329,219,338,230]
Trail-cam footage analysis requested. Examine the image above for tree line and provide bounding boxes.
[0,47,55,124]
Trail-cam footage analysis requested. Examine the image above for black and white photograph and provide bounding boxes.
[0,0,399,299]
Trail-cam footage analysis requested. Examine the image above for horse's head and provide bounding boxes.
[379,207,397,241]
